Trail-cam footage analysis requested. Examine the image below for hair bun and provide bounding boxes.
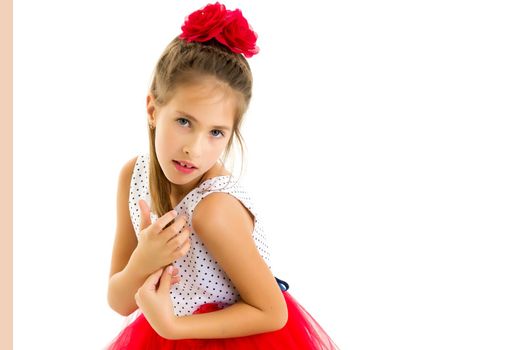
[179,2,259,58]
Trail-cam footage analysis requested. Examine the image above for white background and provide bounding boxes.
[14,0,525,349]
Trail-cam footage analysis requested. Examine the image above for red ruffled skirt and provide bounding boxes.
[106,290,339,349]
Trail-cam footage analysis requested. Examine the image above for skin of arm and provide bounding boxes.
[107,156,144,316]
[157,192,288,339]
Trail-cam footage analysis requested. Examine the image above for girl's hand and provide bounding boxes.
[130,199,192,276]
[135,265,180,339]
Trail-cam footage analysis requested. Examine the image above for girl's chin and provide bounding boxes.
[167,170,204,184]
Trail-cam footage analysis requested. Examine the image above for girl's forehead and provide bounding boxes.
[164,81,237,124]
[174,86,229,104]
[170,78,236,105]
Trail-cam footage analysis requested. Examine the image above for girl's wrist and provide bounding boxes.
[165,314,183,340]
[126,249,152,279]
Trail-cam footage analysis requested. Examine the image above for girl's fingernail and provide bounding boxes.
[167,266,173,274]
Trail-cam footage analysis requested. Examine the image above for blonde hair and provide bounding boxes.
[147,37,252,217]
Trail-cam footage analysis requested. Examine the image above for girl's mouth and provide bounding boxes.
[173,160,196,174]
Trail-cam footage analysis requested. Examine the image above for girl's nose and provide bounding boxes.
[182,135,203,158]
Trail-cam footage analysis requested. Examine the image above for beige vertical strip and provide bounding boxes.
[0,0,13,348]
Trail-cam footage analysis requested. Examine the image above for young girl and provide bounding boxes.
[106,2,339,349]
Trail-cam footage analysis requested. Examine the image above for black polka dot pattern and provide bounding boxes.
[128,154,272,316]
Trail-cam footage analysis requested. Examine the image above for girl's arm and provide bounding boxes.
[107,157,144,316]
[168,192,288,339]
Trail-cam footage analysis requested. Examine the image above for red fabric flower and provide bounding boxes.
[216,9,259,58]
[179,2,229,42]
[179,2,259,58]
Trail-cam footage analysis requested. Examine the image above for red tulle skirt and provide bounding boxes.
[106,291,339,349]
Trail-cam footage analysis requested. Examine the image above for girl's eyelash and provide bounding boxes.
[210,129,225,137]
[176,118,225,138]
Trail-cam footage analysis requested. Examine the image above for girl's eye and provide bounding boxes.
[211,130,225,138]
[176,118,189,127]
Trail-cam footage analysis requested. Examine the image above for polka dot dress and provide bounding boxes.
[128,153,272,316]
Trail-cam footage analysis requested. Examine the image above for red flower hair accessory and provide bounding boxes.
[179,2,259,58]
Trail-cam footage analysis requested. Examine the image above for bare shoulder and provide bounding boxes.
[120,156,139,181]
[192,192,254,235]
[116,155,138,202]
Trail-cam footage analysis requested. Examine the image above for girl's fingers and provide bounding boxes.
[170,276,181,285]
[170,239,191,261]
[158,265,173,293]
[162,216,188,241]
[138,199,152,231]
[170,266,181,285]
[167,228,190,249]
[143,268,164,291]
[152,210,179,235]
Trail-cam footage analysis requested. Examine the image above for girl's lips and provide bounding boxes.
[173,160,196,174]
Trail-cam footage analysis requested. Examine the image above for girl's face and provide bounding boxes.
[147,78,236,189]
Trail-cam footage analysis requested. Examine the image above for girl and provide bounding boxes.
[106,2,339,349]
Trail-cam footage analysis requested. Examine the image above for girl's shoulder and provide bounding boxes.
[119,155,139,183]
[194,176,259,221]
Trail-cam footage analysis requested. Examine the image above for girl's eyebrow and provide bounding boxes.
[176,110,232,131]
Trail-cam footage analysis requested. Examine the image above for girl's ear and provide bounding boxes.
[146,93,157,125]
